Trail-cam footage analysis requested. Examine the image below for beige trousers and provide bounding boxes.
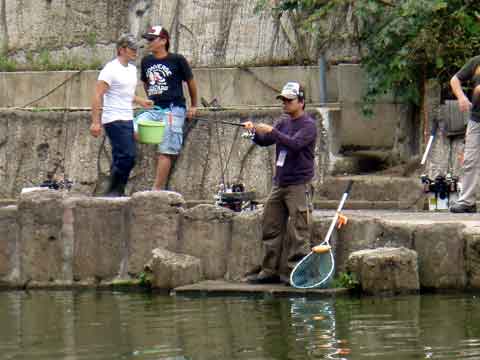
[457,119,480,206]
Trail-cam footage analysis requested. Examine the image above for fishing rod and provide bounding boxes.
[191,115,246,127]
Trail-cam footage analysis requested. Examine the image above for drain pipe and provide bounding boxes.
[318,53,327,104]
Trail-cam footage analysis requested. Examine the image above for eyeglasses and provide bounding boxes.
[280,98,295,103]
[146,37,158,42]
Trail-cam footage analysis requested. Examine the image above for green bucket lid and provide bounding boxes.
[137,119,165,127]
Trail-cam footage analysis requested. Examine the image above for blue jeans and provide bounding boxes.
[103,120,136,184]
[135,105,186,155]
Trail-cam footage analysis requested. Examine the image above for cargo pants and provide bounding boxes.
[261,183,313,276]
[457,119,480,206]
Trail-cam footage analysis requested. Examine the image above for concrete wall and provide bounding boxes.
[0,66,338,108]
[2,189,480,291]
[0,0,359,68]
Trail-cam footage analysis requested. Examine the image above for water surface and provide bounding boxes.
[1,291,480,359]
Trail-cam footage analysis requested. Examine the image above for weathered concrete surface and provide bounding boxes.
[464,228,480,288]
[128,191,184,275]
[1,1,358,68]
[71,197,129,283]
[0,109,321,201]
[347,247,419,295]
[5,190,480,291]
[146,247,203,289]
[0,67,338,108]
[414,223,466,289]
[173,280,349,297]
[179,205,234,280]
[225,210,263,281]
[0,205,17,282]
[17,189,68,285]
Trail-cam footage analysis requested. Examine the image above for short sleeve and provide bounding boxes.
[98,62,114,86]
[178,54,193,81]
[456,56,480,82]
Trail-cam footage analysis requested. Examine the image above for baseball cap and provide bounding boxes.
[116,33,139,50]
[276,82,305,100]
[142,25,169,40]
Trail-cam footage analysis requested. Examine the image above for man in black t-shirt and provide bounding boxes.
[136,25,198,190]
[450,56,480,213]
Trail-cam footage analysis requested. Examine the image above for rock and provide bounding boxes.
[0,206,18,284]
[17,189,68,284]
[179,205,234,279]
[346,247,419,295]
[225,210,263,281]
[71,196,129,283]
[145,248,203,289]
[414,223,466,289]
[464,229,480,289]
[128,191,185,275]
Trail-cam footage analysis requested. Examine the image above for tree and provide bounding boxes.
[258,0,480,111]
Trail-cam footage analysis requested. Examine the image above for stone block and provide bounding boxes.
[18,189,68,284]
[72,197,129,282]
[128,191,185,275]
[179,205,234,279]
[225,210,263,281]
[347,247,419,295]
[0,206,18,282]
[146,248,203,289]
[464,229,480,289]
[414,223,466,289]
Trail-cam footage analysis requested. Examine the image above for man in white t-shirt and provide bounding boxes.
[91,33,153,196]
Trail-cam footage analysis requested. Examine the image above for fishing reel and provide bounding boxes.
[420,173,459,210]
[420,173,458,194]
[39,178,73,191]
[241,128,255,140]
[214,183,257,212]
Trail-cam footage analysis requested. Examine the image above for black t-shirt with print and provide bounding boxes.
[456,55,480,121]
[140,53,193,109]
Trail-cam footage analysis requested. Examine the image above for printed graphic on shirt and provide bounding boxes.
[145,63,173,97]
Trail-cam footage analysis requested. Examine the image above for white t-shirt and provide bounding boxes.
[98,58,137,124]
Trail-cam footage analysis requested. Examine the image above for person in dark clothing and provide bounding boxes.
[243,82,317,284]
[449,56,480,213]
[135,25,198,190]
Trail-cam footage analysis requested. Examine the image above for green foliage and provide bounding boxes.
[86,31,98,48]
[138,271,153,288]
[331,271,359,289]
[0,55,17,71]
[258,0,480,113]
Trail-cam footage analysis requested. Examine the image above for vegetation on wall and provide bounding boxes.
[258,0,480,111]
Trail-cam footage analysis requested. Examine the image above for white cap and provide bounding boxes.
[276,82,304,100]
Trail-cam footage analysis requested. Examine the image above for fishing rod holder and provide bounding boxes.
[214,183,258,212]
[421,173,459,211]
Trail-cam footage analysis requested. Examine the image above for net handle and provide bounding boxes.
[323,180,353,245]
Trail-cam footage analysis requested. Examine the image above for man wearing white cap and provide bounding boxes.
[136,25,198,190]
[243,82,317,284]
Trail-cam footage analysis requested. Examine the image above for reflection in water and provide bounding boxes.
[1,291,480,359]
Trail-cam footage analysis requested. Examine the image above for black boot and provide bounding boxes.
[105,173,122,197]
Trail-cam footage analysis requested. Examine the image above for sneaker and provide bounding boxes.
[247,270,281,284]
[449,202,477,213]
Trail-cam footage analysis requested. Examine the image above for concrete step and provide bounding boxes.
[317,176,425,204]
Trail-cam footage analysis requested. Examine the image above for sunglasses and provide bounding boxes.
[146,36,165,42]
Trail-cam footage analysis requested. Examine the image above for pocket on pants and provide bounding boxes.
[296,206,309,229]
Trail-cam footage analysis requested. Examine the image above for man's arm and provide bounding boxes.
[450,75,472,113]
[186,78,198,119]
[90,80,109,137]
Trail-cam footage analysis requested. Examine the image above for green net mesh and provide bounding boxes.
[290,250,334,289]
